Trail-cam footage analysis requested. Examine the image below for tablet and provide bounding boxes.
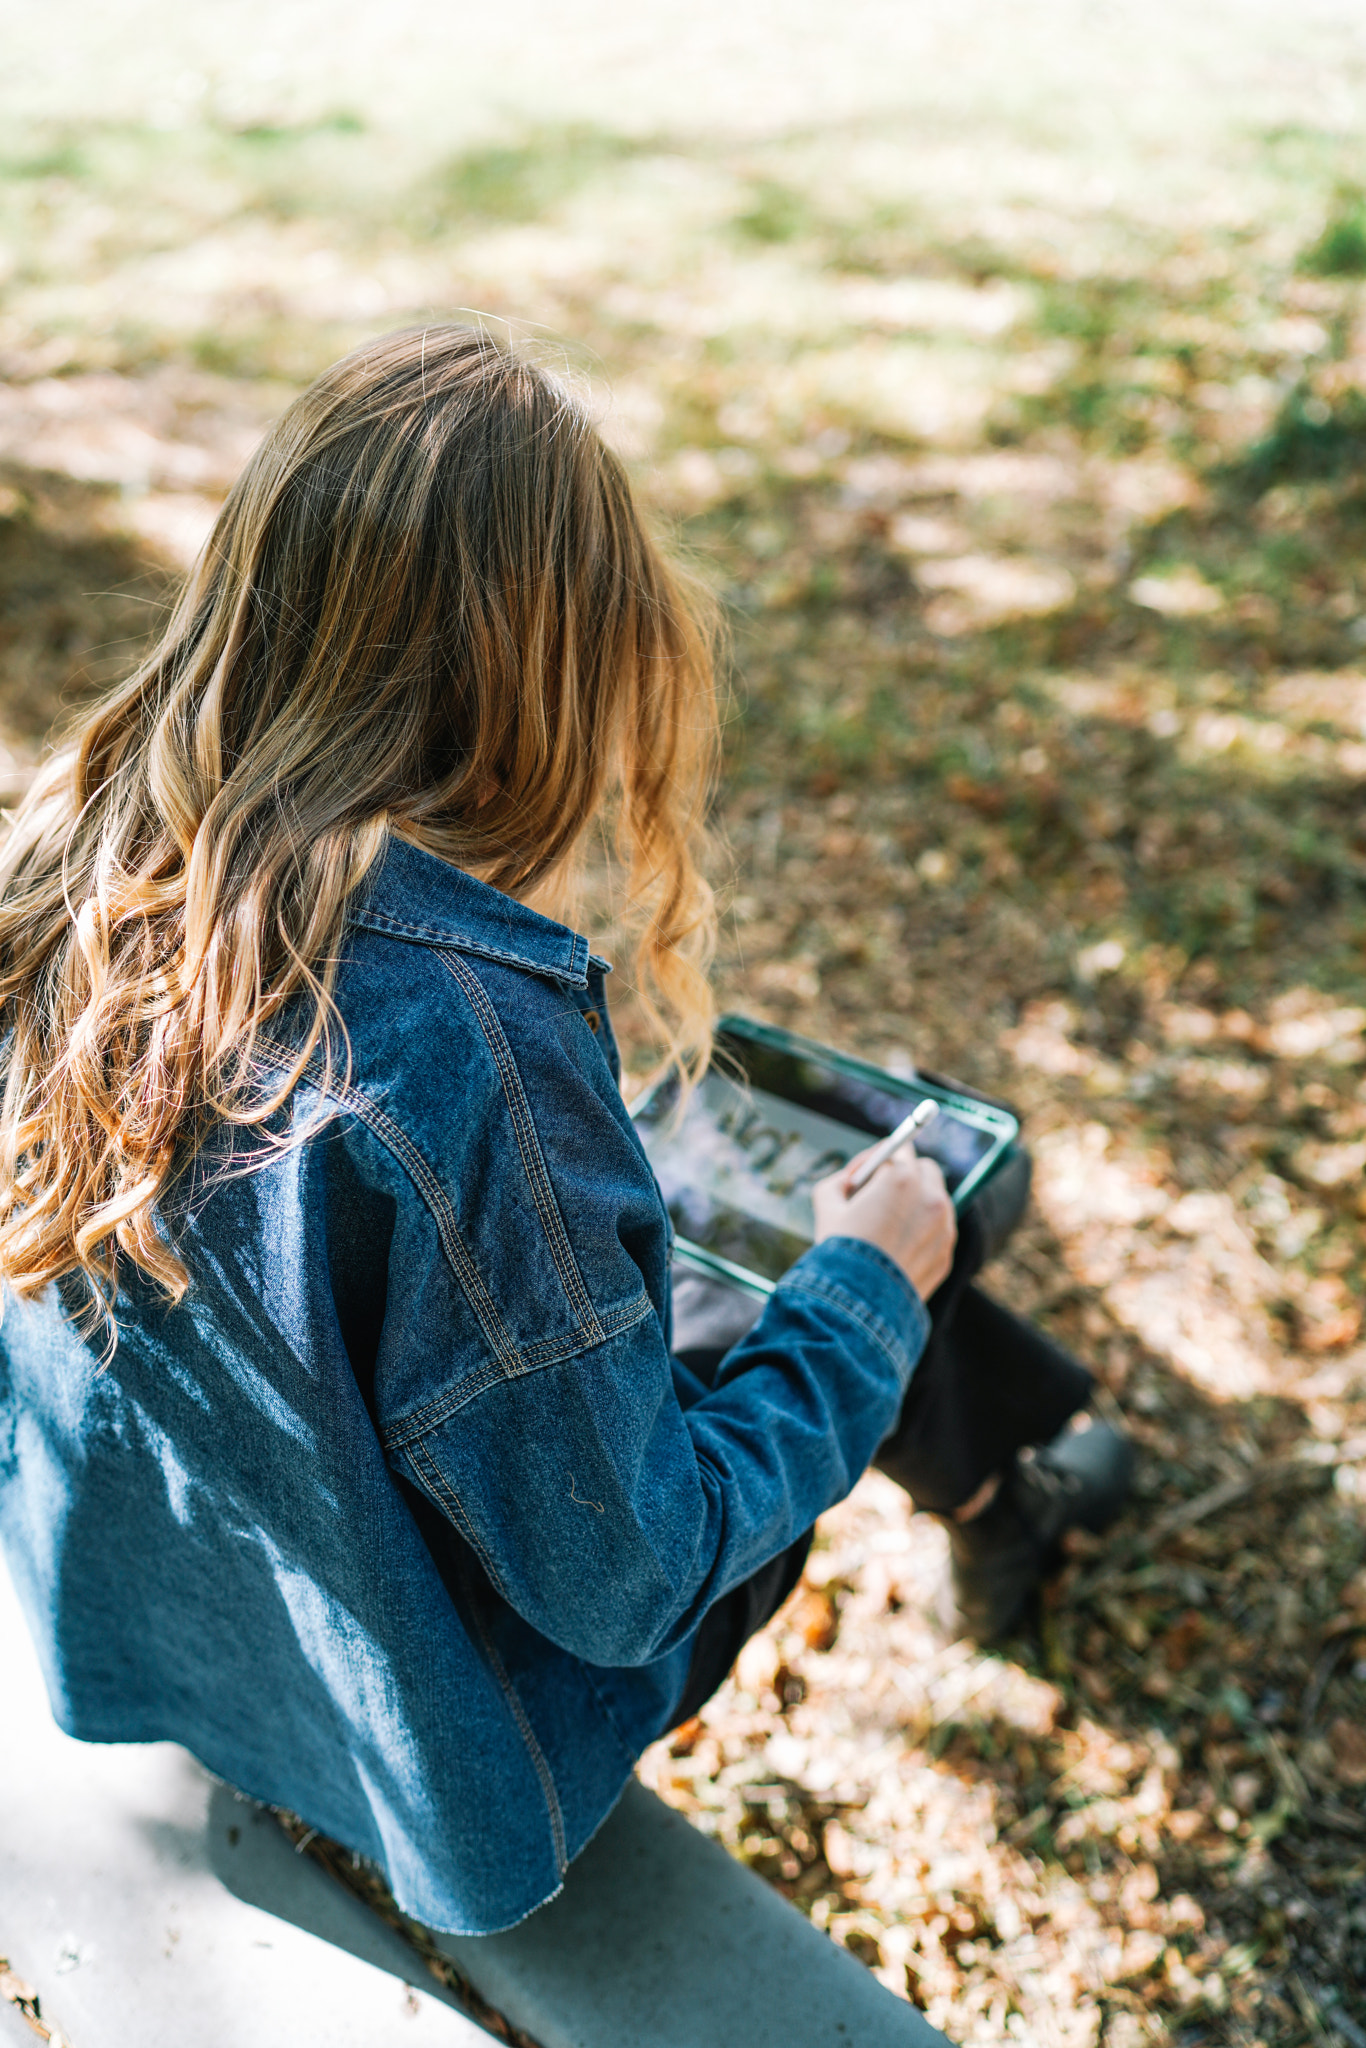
[631,1015,1021,1298]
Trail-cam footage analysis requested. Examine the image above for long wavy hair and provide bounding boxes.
[0,324,719,1333]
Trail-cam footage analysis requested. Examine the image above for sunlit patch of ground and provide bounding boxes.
[3,6,1366,2040]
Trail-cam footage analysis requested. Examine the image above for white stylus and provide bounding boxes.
[845,1098,939,1193]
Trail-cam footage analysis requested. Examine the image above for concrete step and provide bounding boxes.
[0,1563,490,2048]
[438,1777,952,2048]
[2,1560,953,2048]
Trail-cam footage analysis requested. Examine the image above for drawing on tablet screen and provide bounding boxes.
[635,1060,999,1284]
[635,1072,860,1279]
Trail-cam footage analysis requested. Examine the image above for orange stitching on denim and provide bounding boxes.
[253,1036,521,1374]
[438,952,605,1345]
[466,1592,568,1875]
[380,1291,653,1448]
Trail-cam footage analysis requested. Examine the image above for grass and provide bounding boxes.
[418,124,646,231]
[1235,383,1366,488]
[2,19,1366,2038]
[1300,186,1366,278]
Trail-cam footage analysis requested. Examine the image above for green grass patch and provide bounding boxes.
[1299,185,1366,277]
[1232,383,1366,489]
[418,124,645,231]
[0,141,89,181]
[732,180,815,245]
[229,110,366,145]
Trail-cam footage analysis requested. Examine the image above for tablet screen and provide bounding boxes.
[634,1047,998,1285]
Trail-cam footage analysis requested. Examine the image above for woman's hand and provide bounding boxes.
[811,1149,957,1302]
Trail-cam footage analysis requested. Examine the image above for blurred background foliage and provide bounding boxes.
[2,3,1366,2040]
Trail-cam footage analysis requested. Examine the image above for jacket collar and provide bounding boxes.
[350,834,610,991]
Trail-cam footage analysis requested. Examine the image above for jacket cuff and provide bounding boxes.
[774,1236,931,1392]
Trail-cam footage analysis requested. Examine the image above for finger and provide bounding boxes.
[838,1145,877,1194]
[910,1153,950,1200]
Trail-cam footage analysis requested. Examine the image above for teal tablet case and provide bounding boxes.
[631,1014,1020,1301]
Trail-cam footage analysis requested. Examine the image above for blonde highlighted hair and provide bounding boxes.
[0,325,719,1328]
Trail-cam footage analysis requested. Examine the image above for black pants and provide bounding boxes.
[669,1149,1093,1723]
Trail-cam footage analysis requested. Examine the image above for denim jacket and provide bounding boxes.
[0,836,930,1933]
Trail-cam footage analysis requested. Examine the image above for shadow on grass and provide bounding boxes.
[948,1267,1365,2032]
[415,124,654,235]
[0,463,176,751]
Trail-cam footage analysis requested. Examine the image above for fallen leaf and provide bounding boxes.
[1301,1304,1363,1352]
[945,772,1007,819]
[1328,1715,1366,1788]
[1158,1610,1208,1672]
[787,1585,839,1652]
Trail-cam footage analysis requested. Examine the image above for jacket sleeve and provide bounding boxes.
[376,987,931,1668]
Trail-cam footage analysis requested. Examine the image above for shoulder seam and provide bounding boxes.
[252,1035,522,1374]
[438,950,606,1347]
[381,1292,653,1447]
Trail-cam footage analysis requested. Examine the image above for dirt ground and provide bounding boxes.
[2,5,1366,2041]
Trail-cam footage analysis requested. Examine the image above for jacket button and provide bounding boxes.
[583,1009,601,1033]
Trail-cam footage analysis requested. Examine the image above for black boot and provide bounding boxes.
[944,1415,1134,1642]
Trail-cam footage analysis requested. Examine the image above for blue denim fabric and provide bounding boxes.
[0,836,931,1933]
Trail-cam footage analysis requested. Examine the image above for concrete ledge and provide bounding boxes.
[3,1560,954,2048]
[437,1779,951,2048]
[0,1563,489,2048]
